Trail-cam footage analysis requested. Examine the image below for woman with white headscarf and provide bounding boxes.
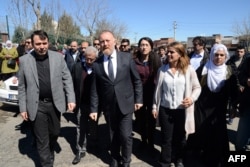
[188,44,233,167]
[0,40,19,80]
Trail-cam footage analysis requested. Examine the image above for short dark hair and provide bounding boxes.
[192,36,206,47]
[237,45,245,50]
[31,30,49,44]
[25,36,31,40]
[158,46,165,50]
[121,38,130,45]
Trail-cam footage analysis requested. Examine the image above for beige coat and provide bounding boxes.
[152,65,201,135]
[0,47,19,73]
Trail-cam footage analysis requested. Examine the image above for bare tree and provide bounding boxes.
[74,0,110,45]
[95,18,128,43]
[232,15,250,51]
[27,0,41,30]
[58,12,82,44]
[8,0,34,38]
[40,10,54,34]
[46,0,63,44]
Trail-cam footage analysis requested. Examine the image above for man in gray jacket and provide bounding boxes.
[18,30,76,167]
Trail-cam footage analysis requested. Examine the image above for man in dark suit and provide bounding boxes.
[89,30,143,167]
[71,46,98,165]
[64,41,82,72]
[18,30,76,167]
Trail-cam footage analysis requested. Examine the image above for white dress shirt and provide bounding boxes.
[190,51,204,70]
[103,50,117,79]
[72,52,78,61]
[160,65,185,109]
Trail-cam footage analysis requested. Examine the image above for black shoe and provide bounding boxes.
[72,152,86,165]
[122,162,130,167]
[15,121,29,130]
[50,151,55,164]
[110,159,118,167]
[175,162,184,167]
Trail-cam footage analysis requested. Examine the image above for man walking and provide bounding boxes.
[64,41,81,72]
[18,30,76,167]
[89,30,143,167]
[71,46,98,164]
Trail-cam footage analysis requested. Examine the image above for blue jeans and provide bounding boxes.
[236,108,250,151]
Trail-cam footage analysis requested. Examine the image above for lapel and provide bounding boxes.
[49,53,55,83]
[29,53,39,87]
[115,52,122,82]
[98,55,110,81]
[74,51,81,63]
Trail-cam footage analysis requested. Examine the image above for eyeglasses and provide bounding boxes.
[94,43,100,45]
[215,53,225,57]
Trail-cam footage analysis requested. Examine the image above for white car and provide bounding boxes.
[0,76,18,106]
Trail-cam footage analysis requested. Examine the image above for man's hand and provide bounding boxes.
[20,112,29,121]
[152,109,158,119]
[89,112,98,121]
[239,86,245,92]
[247,79,250,87]
[134,103,143,111]
[67,102,76,112]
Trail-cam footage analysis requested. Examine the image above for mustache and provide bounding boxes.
[102,47,110,50]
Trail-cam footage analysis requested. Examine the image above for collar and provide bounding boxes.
[33,52,49,61]
[193,50,204,57]
[83,63,93,74]
[104,50,117,61]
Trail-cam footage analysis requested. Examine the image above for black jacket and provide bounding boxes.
[188,50,210,66]
[226,54,249,106]
[65,49,81,72]
[71,58,93,112]
[238,55,250,110]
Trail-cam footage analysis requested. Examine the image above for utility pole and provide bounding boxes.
[173,21,177,40]
[6,15,10,39]
[134,32,137,44]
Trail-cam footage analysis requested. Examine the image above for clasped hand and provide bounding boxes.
[182,97,193,108]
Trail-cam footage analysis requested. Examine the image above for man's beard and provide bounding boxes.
[102,48,113,56]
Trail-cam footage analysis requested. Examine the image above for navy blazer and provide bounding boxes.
[90,51,143,115]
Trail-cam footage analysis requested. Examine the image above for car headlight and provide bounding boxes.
[0,81,6,89]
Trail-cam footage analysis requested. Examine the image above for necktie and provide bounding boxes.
[108,56,114,81]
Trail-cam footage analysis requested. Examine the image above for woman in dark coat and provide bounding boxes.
[189,44,232,167]
[133,37,161,149]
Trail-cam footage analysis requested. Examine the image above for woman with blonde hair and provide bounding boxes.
[152,42,201,167]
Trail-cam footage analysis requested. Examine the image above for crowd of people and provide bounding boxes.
[0,29,249,167]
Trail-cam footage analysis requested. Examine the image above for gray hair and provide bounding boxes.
[210,43,229,61]
[85,46,98,58]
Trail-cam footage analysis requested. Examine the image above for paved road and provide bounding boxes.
[0,103,238,167]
